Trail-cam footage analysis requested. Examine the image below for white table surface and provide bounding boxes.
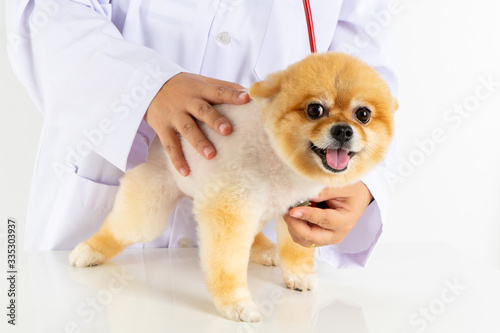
[2,243,500,333]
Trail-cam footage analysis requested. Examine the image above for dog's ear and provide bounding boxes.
[249,70,284,105]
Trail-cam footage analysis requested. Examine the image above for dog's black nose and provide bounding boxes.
[331,125,353,143]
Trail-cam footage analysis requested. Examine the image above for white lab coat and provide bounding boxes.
[7,0,398,268]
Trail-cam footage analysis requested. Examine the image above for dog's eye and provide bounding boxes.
[306,103,325,119]
[355,107,371,124]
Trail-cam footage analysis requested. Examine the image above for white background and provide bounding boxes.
[1,0,499,269]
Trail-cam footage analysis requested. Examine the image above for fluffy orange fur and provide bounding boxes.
[250,53,397,187]
[249,232,279,266]
[194,190,259,310]
[70,52,398,322]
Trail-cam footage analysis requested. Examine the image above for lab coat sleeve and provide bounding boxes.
[6,0,184,172]
[317,0,399,268]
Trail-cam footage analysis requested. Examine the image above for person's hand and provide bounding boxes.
[144,72,250,176]
[283,182,373,248]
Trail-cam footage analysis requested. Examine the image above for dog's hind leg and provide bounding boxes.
[249,232,279,266]
[70,139,181,267]
[195,192,262,322]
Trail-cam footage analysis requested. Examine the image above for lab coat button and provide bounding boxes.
[178,237,192,248]
[216,32,231,46]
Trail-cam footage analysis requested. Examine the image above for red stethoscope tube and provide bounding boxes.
[302,0,317,53]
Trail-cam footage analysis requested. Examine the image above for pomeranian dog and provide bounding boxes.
[69,52,398,322]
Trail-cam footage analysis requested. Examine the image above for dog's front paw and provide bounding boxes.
[219,300,262,322]
[69,243,106,267]
[283,273,317,292]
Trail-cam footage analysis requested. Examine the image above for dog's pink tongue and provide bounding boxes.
[326,149,350,170]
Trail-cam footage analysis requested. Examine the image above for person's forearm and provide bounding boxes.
[7,0,184,171]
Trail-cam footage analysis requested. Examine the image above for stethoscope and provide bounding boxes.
[302,0,317,53]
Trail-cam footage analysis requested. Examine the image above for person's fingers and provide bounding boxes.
[186,99,232,136]
[283,214,315,247]
[289,206,347,230]
[200,82,250,106]
[159,127,190,177]
[146,73,252,174]
[311,183,372,208]
[174,113,216,160]
[283,214,342,247]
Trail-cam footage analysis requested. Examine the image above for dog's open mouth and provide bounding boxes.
[311,143,356,173]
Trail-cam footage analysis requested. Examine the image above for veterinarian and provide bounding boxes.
[7,0,398,268]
